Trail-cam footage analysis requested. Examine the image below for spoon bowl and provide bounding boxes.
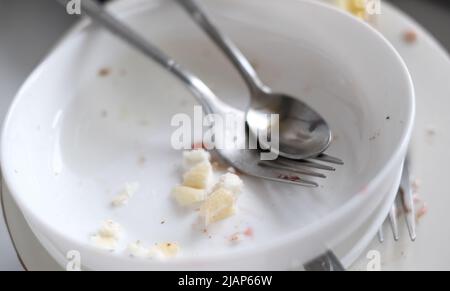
[247,90,332,159]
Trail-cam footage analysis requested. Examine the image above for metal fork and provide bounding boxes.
[378,157,416,242]
[58,0,343,188]
[215,127,342,187]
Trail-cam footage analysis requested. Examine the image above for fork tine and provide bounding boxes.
[259,161,326,178]
[399,159,417,242]
[377,228,385,243]
[388,203,399,241]
[313,154,344,165]
[276,157,336,171]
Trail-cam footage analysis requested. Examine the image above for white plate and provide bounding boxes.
[0,0,413,270]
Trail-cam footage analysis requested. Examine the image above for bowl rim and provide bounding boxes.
[0,0,415,266]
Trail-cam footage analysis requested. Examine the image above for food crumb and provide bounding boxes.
[417,204,428,220]
[403,29,418,44]
[243,227,254,237]
[98,67,111,77]
[412,179,421,192]
[91,220,121,250]
[413,194,428,221]
[278,174,301,182]
[100,110,108,118]
[137,156,147,166]
[229,233,241,243]
[112,182,140,207]
[426,126,436,136]
[369,131,381,141]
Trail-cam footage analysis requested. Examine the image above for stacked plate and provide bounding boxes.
[0,0,414,270]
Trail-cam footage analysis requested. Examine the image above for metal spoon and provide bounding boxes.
[176,0,332,160]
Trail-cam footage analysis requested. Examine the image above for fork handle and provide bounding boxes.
[57,0,224,115]
[176,0,266,94]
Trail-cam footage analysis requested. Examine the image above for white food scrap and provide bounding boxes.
[183,149,211,170]
[200,188,236,226]
[112,182,140,207]
[91,220,122,250]
[172,186,207,206]
[213,173,243,195]
[183,161,213,189]
[128,241,180,259]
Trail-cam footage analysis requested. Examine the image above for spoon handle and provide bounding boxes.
[58,0,223,115]
[176,0,266,94]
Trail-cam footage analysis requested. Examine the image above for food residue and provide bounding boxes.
[172,149,244,226]
[426,126,436,137]
[403,29,418,44]
[243,227,254,237]
[200,188,236,226]
[172,186,207,206]
[137,156,147,166]
[128,241,179,259]
[278,174,301,182]
[91,220,121,251]
[101,110,108,118]
[414,194,428,221]
[111,182,139,207]
[98,67,111,77]
[229,233,241,243]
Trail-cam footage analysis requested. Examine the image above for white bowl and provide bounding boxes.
[1,0,414,270]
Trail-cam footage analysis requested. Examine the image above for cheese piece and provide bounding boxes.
[91,220,121,250]
[183,149,211,170]
[172,186,207,206]
[98,220,121,239]
[213,173,243,195]
[183,161,213,189]
[200,188,236,225]
[209,206,236,224]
